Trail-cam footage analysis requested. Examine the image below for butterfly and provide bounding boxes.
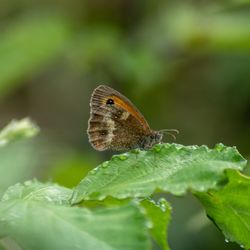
[87,85,178,151]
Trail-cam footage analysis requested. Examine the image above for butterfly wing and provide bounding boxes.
[87,85,152,151]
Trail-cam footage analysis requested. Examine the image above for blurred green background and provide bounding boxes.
[0,1,250,249]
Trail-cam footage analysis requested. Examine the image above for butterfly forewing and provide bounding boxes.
[87,85,152,151]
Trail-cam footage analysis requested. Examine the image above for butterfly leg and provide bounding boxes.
[130,148,140,167]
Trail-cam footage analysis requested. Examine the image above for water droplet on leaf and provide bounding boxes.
[153,144,162,153]
[91,167,99,174]
[119,154,128,161]
[215,143,224,152]
[146,220,153,228]
[102,161,109,168]
[111,155,120,160]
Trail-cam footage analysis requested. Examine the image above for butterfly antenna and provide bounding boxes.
[159,129,179,141]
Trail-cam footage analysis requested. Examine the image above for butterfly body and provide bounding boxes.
[87,85,164,151]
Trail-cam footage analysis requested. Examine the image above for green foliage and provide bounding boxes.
[141,198,171,250]
[0,13,70,97]
[0,0,250,249]
[197,170,250,249]
[2,180,72,205]
[0,119,249,249]
[71,143,246,203]
[0,181,149,250]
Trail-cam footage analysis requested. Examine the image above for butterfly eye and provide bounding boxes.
[106,98,114,105]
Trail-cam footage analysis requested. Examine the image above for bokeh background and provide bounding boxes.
[0,1,250,249]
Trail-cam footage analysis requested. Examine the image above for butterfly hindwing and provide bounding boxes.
[87,85,152,151]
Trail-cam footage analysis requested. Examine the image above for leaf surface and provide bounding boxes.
[72,143,246,203]
[0,181,149,250]
[141,198,171,250]
[197,170,250,249]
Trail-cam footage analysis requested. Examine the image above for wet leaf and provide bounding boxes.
[0,181,150,250]
[141,198,171,250]
[72,143,246,203]
[197,170,250,249]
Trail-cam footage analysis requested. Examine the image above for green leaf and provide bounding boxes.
[71,143,246,203]
[1,180,72,206]
[0,118,39,146]
[0,181,150,250]
[0,13,70,97]
[79,197,171,250]
[196,170,250,249]
[141,198,171,250]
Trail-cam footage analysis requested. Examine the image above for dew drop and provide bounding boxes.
[159,198,165,204]
[102,161,109,168]
[119,154,128,161]
[225,239,229,243]
[91,167,99,174]
[158,201,167,212]
[240,244,244,249]
[174,143,184,150]
[215,143,224,152]
[98,194,106,200]
[146,220,153,228]
[153,144,162,153]
[111,155,120,160]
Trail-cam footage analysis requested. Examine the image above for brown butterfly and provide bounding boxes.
[87,85,178,151]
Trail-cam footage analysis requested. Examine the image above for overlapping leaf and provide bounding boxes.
[0,181,149,250]
[141,198,171,250]
[197,170,250,249]
[1,180,72,205]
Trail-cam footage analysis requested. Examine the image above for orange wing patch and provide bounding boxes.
[102,95,150,132]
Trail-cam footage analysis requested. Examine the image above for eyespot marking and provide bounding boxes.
[106,99,114,105]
